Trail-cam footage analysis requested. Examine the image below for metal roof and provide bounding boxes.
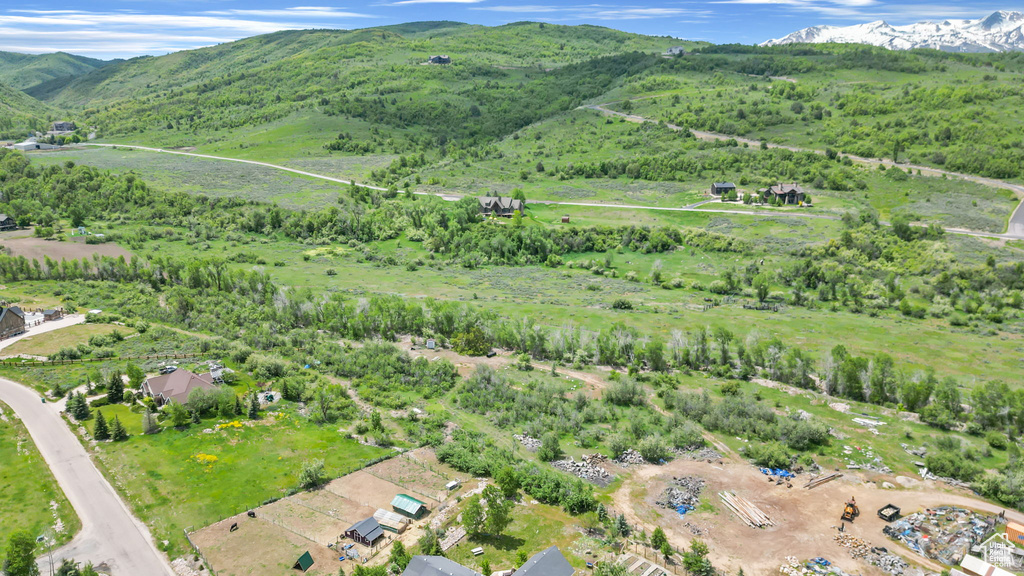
[391,493,427,514]
[402,556,481,576]
[347,517,384,542]
[512,546,574,576]
[374,508,409,528]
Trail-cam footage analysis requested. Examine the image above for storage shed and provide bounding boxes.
[1006,521,1024,544]
[392,494,428,519]
[345,517,384,547]
[374,508,410,533]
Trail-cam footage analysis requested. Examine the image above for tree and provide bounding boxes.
[418,528,443,556]
[495,466,521,499]
[3,530,39,576]
[68,392,90,421]
[537,432,562,462]
[248,393,260,420]
[299,459,327,489]
[480,559,491,576]
[166,401,190,427]
[462,495,485,536]
[141,408,158,434]
[93,410,110,440]
[388,541,411,572]
[753,273,771,303]
[110,415,128,441]
[55,559,82,576]
[483,485,513,535]
[370,410,383,432]
[126,363,145,388]
[596,503,608,523]
[660,542,673,562]
[615,514,630,537]
[107,371,124,403]
[681,540,714,576]
[650,527,668,551]
[234,395,243,416]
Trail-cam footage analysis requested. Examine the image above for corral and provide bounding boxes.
[189,447,463,576]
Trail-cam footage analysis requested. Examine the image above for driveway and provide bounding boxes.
[0,376,175,575]
[0,314,86,355]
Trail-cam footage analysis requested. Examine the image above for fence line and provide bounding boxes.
[0,352,209,367]
[183,527,219,576]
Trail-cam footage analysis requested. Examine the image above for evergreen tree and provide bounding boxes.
[110,415,128,441]
[615,514,629,537]
[388,540,411,572]
[650,527,668,551]
[93,410,110,440]
[141,408,158,434]
[68,392,90,421]
[190,409,201,424]
[234,395,243,416]
[248,393,260,419]
[107,371,124,403]
[596,503,608,523]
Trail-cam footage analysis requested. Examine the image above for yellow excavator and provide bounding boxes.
[841,498,860,522]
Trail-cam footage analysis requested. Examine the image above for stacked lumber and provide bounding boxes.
[804,472,842,489]
[718,491,774,528]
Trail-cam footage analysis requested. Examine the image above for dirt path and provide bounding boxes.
[0,376,175,576]
[582,101,1024,239]
[608,458,1021,576]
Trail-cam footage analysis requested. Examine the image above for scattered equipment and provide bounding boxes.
[841,499,860,523]
[877,504,901,522]
[804,472,842,490]
[719,491,774,528]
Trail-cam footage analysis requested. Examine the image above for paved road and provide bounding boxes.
[0,377,175,576]
[83,138,1024,240]
[0,314,86,355]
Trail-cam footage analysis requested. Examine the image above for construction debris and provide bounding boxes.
[656,476,705,515]
[778,556,857,576]
[833,534,908,575]
[842,445,892,474]
[439,526,467,552]
[900,443,927,458]
[514,434,542,451]
[675,448,723,462]
[882,506,996,566]
[804,473,842,489]
[719,491,774,528]
[552,455,613,486]
[917,467,972,489]
[614,449,646,467]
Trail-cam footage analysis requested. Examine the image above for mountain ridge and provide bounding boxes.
[762,10,1024,52]
[0,51,114,93]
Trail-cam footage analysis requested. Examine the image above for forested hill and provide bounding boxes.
[40,22,687,109]
[0,51,111,93]
[0,81,54,140]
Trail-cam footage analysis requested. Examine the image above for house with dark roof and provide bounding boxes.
[403,556,482,576]
[759,183,805,205]
[42,309,63,321]
[345,517,384,547]
[0,306,25,339]
[0,214,16,231]
[391,494,427,519]
[51,121,76,133]
[710,182,736,196]
[141,369,218,407]
[428,55,451,65]
[403,546,573,576]
[478,196,525,218]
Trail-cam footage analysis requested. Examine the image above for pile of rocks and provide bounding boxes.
[514,434,542,451]
[833,535,907,575]
[614,448,645,467]
[682,522,706,536]
[552,456,613,486]
[676,448,723,462]
[656,476,705,510]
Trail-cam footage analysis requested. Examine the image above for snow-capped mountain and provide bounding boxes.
[762,10,1024,52]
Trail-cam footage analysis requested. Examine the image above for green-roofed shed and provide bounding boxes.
[391,493,427,519]
[293,551,314,572]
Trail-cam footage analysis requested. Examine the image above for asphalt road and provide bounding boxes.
[0,376,175,576]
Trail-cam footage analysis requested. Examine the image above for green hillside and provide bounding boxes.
[0,81,55,139]
[0,51,110,93]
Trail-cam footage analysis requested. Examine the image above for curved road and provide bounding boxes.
[0,377,175,576]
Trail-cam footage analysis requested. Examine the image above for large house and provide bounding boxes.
[140,369,218,406]
[0,214,16,231]
[0,306,26,339]
[428,55,451,65]
[760,183,805,205]
[710,182,736,196]
[478,196,525,218]
[403,547,573,576]
[51,121,76,132]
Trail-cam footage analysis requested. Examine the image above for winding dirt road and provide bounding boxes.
[0,376,175,576]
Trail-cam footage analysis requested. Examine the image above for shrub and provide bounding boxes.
[298,459,327,489]
[611,299,634,310]
[638,435,669,462]
[744,441,791,469]
[986,432,1008,450]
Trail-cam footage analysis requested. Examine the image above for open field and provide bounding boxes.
[1,323,133,357]
[0,235,133,262]
[0,400,80,547]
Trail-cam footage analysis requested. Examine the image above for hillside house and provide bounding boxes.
[0,214,16,231]
[760,183,805,205]
[664,46,688,56]
[428,55,451,65]
[345,517,384,547]
[51,121,76,132]
[478,196,524,217]
[403,546,573,576]
[710,182,736,196]
[0,306,26,339]
[141,369,218,406]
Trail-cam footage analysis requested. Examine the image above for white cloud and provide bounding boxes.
[388,0,483,4]
[470,5,566,12]
[203,7,375,18]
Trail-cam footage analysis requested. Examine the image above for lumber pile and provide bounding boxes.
[804,472,843,489]
[718,491,774,528]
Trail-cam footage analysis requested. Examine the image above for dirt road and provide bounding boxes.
[0,376,175,576]
[0,315,86,355]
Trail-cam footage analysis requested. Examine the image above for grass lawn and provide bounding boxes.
[0,401,80,546]
[2,324,135,357]
[86,404,389,555]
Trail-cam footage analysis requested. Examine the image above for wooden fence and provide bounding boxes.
[0,352,208,367]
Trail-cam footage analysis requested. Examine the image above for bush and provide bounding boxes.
[298,459,327,489]
[611,299,634,310]
[925,451,982,482]
[89,396,110,408]
[744,441,791,469]
[986,432,1008,450]
[638,435,669,462]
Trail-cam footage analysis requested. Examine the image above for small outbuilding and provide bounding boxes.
[428,55,451,65]
[391,493,427,519]
[345,517,384,547]
[293,551,314,572]
[0,214,16,231]
[374,508,410,533]
[42,309,63,321]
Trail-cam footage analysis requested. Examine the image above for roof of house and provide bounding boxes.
[391,494,427,514]
[512,547,574,576]
[478,196,524,211]
[0,306,25,323]
[374,508,409,527]
[347,517,384,542]
[402,556,482,576]
[712,182,736,188]
[960,554,1015,576]
[0,213,13,221]
[43,309,58,315]
[143,369,216,405]
[763,183,803,194]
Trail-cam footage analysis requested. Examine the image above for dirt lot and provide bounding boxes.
[192,448,460,576]
[0,236,132,262]
[609,458,1024,576]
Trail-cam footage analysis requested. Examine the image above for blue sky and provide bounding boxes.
[0,1,1014,59]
